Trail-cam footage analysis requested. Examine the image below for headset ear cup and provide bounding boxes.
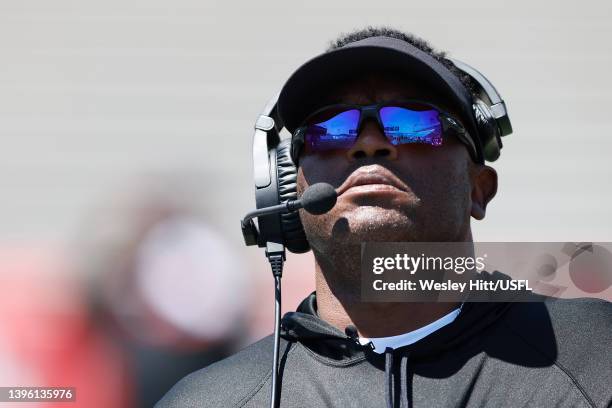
[275,139,310,253]
[473,100,501,161]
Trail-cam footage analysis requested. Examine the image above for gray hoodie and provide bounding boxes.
[157,288,611,407]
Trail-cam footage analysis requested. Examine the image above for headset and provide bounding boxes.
[241,58,513,254]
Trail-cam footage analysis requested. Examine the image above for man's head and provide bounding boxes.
[280,27,498,260]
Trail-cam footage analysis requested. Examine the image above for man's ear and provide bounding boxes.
[471,165,497,220]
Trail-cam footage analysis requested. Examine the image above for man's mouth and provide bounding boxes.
[336,165,409,197]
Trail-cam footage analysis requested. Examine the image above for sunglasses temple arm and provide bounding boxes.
[290,128,305,165]
[441,116,479,161]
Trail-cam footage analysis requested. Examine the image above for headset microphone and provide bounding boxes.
[299,183,337,215]
[240,182,336,408]
[241,182,337,237]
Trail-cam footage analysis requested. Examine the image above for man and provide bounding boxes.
[158,27,611,408]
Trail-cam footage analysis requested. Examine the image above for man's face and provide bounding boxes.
[296,73,497,255]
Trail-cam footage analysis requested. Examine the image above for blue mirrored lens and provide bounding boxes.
[379,107,442,146]
[305,109,360,151]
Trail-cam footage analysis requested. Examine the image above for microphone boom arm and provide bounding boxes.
[241,200,302,246]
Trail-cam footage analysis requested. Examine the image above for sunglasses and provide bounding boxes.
[291,100,477,161]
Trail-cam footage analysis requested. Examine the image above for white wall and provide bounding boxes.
[1,0,611,247]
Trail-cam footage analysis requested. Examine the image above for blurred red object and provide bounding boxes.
[0,246,134,408]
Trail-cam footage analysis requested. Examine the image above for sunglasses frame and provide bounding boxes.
[290,100,477,164]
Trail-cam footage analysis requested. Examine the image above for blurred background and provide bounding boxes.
[0,0,611,406]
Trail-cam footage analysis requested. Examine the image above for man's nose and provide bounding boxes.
[346,119,398,161]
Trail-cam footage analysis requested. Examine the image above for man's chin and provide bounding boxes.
[330,206,418,243]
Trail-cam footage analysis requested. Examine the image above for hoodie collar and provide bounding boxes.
[280,272,515,361]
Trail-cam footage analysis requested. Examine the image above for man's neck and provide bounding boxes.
[313,243,467,338]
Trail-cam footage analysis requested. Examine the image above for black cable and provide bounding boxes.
[268,254,284,408]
